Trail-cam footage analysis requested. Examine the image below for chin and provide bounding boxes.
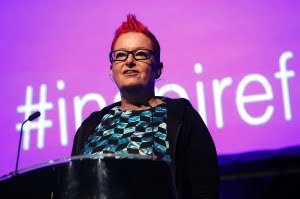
[119,84,145,92]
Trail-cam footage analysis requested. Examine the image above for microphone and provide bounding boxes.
[14,111,41,176]
[28,111,41,121]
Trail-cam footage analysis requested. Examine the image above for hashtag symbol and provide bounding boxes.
[16,84,53,150]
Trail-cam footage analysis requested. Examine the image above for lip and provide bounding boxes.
[123,70,139,75]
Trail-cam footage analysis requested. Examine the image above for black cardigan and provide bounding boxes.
[71,97,219,199]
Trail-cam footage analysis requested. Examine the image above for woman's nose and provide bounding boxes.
[125,54,136,67]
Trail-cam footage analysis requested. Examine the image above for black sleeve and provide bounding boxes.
[71,111,103,156]
[71,125,85,156]
[183,106,220,199]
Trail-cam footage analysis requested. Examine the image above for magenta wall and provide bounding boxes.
[1,1,300,176]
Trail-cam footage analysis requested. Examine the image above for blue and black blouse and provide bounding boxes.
[81,103,170,160]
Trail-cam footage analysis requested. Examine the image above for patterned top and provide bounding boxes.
[81,103,170,160]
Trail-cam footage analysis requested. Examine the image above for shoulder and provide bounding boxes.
[163,97,192,108]
[160,97,196,123]
[72,101,121,156]
[81,101,121,125]
[163,97,194,115]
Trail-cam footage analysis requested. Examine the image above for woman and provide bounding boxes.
[72,14,219,198]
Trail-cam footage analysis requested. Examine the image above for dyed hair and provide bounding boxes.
[111,14,161,58]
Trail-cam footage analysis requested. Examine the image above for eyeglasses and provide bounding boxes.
[109,49,159,62]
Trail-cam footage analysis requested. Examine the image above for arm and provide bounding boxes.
[71,125,85,156]
[71,111,104,156]
[183,106,220,199]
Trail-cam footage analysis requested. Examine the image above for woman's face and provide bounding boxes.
[110,32,162,92]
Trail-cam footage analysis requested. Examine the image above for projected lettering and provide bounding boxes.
[15,51,297,150]
[16,85,54,150]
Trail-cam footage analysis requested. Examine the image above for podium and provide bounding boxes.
[0,154,177,198]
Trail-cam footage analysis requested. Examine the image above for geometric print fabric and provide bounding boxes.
[81,103,170,160]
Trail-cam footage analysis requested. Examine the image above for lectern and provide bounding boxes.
[0,154,177,198]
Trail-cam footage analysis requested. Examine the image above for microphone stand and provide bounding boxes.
[13,111,40,176]
[14,119,28,176]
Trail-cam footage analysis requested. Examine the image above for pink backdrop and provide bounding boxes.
[1,0,300,176]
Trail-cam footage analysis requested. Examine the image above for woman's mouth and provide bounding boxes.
[123,70,139,75]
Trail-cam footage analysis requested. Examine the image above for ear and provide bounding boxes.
[110,64,113,76]
[155,62,163,79]
[110,64,115,80]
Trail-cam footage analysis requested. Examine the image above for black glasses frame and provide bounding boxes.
[109,49,159,63]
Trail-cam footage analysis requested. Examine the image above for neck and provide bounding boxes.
[120,88,157,110]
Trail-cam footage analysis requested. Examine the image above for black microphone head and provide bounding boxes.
[28,111,41,121]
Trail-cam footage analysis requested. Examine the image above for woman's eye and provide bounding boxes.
[135,51,148,58]
[116,52,127,58]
